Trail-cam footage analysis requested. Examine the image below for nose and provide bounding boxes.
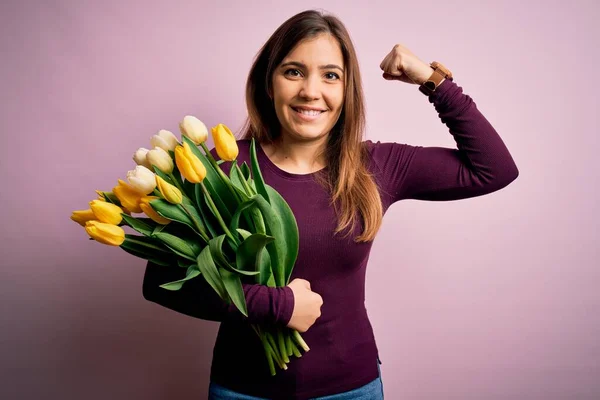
[298,75,321,100]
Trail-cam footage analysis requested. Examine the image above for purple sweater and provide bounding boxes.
[142,77,519,399]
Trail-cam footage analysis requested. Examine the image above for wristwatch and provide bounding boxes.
[418,61,453,96]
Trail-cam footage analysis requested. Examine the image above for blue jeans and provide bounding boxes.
[208,359,384,399]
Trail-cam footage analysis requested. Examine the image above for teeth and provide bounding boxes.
[296,108,322,116]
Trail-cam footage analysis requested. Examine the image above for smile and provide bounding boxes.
[291,107,326,121]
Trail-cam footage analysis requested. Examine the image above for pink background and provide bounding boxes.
[1,0,598,399]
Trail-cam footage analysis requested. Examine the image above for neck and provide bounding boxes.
[264,134,328,172]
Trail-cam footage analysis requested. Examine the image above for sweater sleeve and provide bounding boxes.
[142,261,295,326]
[367,78,519,204]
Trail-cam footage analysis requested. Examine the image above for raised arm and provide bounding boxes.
[142,261,295,326]
[369,78,519,204]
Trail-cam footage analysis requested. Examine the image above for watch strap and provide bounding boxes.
[419,62,452,96]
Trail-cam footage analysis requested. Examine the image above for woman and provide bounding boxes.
[142,9,519,400]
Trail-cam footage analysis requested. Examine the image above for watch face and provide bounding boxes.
[424,81,436,90]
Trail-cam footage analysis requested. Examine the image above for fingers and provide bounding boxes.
[380,49,404,81]
[382,72,403,80]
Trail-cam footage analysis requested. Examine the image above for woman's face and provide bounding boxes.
[271,33,345,143]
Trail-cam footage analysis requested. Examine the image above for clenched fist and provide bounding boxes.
[379,43,436,85]
[286,278,323,333]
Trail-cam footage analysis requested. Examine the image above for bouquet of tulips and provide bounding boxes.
[71,116,308,375]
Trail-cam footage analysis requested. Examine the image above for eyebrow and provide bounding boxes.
[280,61,344,73]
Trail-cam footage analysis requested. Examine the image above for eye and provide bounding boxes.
[284,68,302,77]
[325,72,340,80]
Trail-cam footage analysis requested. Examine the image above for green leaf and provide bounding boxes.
[180,197,208,236]
[197,245,228,300]
[159,265,201,291]
[220,267,248,317]
[153,232,198,261]
[182,135,237,218]
[208,235,230,268]
[230,162,252,200]
[177,258,195,268]
[265,185,299,285]
[120,234,173,266]
[228,198,257,234]
[258,249,274,286]
[250,138,270,204]
[123,234,171,252]
[266,270,276,287]
[199,204,219,238]
[201,178,233,221]
[251,194,285,286]
[150,198,192,225]
[240,162,251,181]
[182,180,197,204]
[251,189,299,287]
[209,234,260,277]
[195,187,219,237]
[150,198,206,239]
[236,233,274,274]
[236,228,252,240]
[153,223,167,235]
[121,214,157,236]
[152,165,172,183]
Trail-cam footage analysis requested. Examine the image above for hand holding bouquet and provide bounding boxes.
[71,116,308,375]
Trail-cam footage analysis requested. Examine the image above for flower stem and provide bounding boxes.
[179,202,210,243]
[201,143,242,202]
[285,331,294,357]
[234,163,254,196]
[277,327,290,364]
[292,330,310,352]
[167,172,186,195]
[253,324,284,375]
[266,331,280,361]
[200,181,239,246]
[165,174,210,242]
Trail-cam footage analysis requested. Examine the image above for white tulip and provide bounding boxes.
[132,147,152,169]
[150,129,179,151]
[127,165,157,195]
[147,146,174,174]
[179,115,208,145]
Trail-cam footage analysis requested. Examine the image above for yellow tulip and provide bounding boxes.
[71,209,96,226]
[139,196,171,225]
[156,175,182,204]
[175,142,207,183]
[112,179,143,213]
[85,220,125,246]
[89,199,123,225]
[179,115,208,145]
[211,123,239,161]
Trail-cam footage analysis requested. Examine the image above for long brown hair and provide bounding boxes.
[239,9,383,243]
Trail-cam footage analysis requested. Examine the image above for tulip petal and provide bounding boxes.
[85,221,125,246]
[211,123,239,161]
[71,209,97,226]
[113,179,143,213]
[89,199,123,225]
[156,175,182,205]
